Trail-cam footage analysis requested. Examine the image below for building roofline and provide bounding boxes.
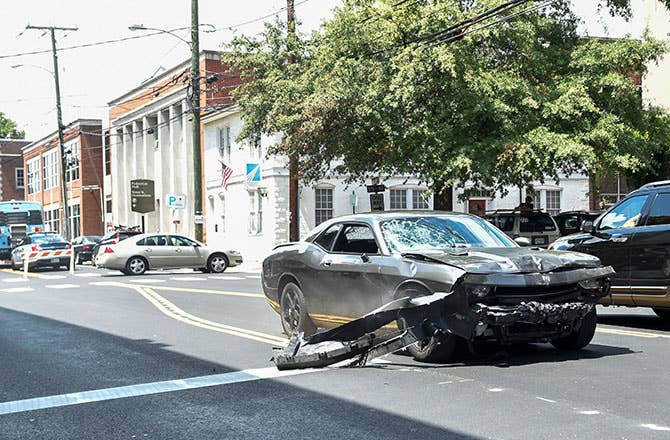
[107,50,222,106]
[22,118,102,154]
[201,103,239,123]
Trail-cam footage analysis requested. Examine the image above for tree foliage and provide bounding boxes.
[223,0,669,196]
[0,112,24,139]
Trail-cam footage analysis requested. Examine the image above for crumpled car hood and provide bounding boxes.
[415,247,601,274]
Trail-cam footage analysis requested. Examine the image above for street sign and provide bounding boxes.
[167,194,186,209]
[370,193,385,211]
[130,179,155,214]
[194,215,204,225]
[246,163,261,183]
[366,184,386,193]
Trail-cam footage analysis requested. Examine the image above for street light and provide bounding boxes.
[127,18,215,242]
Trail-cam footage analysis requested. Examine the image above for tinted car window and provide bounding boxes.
[171,236,197,246]
[332,225,379,254]
[314,224,341,251]
[519,213,556,233]
[486,214,514,232]
[141,235,168,246]
[599,195,648,230]
[646,193,670,226]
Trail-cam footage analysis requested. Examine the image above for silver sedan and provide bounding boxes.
[94,233,242,275]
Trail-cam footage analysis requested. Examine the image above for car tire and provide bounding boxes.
[653,308,670,320]
[76,254,83,265]
[279,282,316,337]
[551,308,597,350]
[125,256,147,276]
[207,254,229,274]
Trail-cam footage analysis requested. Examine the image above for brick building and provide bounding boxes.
[22,119,105,239]
[0,139,30,201]
[106,50,237,237]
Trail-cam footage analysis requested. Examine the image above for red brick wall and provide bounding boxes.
[0,140,29,201]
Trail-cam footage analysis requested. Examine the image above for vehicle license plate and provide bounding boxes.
[533,236,547,245]
[51,258,59,263]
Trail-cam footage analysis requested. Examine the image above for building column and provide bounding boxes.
[158,109,171,232]
[113,128,125,227]
[143,116,158,232]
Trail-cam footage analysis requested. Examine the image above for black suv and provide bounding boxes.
[550,181,670,319]
[91,227,142,264]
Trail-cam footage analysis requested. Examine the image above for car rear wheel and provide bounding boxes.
[653,308,670,320]
[279,282,316,337]
[551,308,597,350]
[207,254,229,273]
[125,256,147,276]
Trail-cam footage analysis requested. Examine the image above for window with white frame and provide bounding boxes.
[546,190,561,216]
[42,149,58,189]
[218,125,231,162]
[68,202,81,238]
[248,191,263,234]
[412,189,430,209]
[390,189,407,210]
[315,188,333,225]
[65,140,79,182]
[44,206,60,233]
[248,136,262,160]
[26,158,40,195]
[15,168,24,188]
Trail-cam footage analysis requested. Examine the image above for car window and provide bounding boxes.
[519,213,556,233]
[171,236,197,246]
[332,224,379,254]
[30,234,67,244]
[563,215,580,230]
[487,214,514,232]
[599,195,648,230]
[140,235,168,246]
[314,224,341,251]
[645,193,670,226]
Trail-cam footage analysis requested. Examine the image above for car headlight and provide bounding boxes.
[465,285,492,299]
[578,278,602,290]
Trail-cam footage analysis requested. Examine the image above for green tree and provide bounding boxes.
[223,0,669,200]
[0,112,25,139]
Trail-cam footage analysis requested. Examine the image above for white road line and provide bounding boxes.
[245,275,261,279]
[578,410,601,415]
[208,276,244,280]
[488,388,505,392]
[536,397,557,403]
[74,273,101,278]
[0,287,34,293]
[125,279,166,284]
[89,281,125,286]
[2,278,29,283]
[640,424,670,431]
[45,284,80,289]
[170,277,206,282]
[38,275,68,280]
[0,366,318,416]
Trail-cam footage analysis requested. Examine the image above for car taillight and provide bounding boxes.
[104,247,114,254]
[30,245,42,252]
[82,245,90,251]
[34,227,42,232]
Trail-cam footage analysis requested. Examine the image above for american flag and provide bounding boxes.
[220,161,233,189]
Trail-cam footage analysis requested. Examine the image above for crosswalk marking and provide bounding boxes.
[125,279,166,284]
[0,287,34,293]
[169,276,205,282]
[208,276,244,280]
[45,284,80,289]
[2,278,29,283]
[73,273,101,278]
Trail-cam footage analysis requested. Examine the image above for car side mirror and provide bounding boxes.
[361,253,371,263]
[581,220,594,233]
[514,237,531,247]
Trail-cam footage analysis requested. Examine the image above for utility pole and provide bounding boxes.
[287,0,300,242]
[26,25,78,240]
[191,0,204,242]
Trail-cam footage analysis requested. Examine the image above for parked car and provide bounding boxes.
[484,209,560,248]
[10,232,72,271]
[72,235,102,264]
[549,180,670,319]
[262,212,614,363]
[91,228,143,264]
[553,211,602,236]
[94,233,243,275]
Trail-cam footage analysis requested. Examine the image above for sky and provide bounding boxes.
[0,0,649,140]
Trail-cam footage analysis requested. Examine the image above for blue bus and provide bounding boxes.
[0,201,45,260]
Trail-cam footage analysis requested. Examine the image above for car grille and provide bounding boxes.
[493,284,581,305]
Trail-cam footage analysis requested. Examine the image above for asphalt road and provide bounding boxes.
[0,264,668,439]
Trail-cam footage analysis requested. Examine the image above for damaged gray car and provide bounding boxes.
[262,213,614,369]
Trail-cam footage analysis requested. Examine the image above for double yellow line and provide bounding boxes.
[132,286,288,346]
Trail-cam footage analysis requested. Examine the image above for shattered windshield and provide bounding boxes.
[380,216,516,253]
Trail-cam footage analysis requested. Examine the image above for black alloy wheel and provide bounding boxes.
[279,282,316,337]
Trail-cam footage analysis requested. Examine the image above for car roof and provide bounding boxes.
[639,180,670,189]
[324,211,473,223]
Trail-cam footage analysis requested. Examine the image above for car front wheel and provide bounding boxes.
[125,256,147,275]
[279,282,316,337]
[207,254,229,273]
[551,308,597,350]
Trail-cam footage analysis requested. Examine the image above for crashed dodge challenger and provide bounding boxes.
[262,213,614,369]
